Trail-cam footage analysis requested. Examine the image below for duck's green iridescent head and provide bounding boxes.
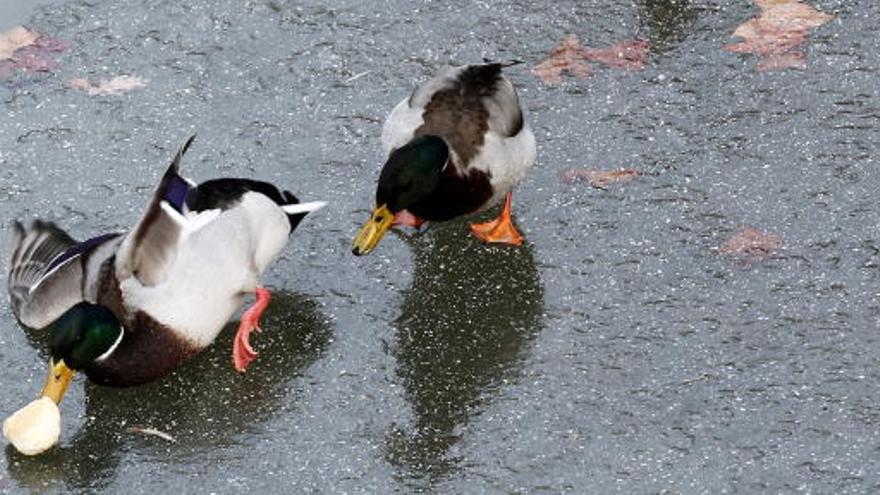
[40,302,123,404]
[352,135,449,256]
[48,302,123,370]
[376,135,449,213]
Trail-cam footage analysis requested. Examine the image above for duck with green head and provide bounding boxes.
[8,136,325,408]
[352,62,536,255]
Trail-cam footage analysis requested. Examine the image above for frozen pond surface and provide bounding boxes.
[0,0,878,492]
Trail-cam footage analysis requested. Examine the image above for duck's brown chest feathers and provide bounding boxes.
[84,311,200,387]
[83,254,200,386]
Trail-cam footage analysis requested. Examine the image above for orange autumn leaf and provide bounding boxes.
[560,168,639,187]
[583,39,650,70]
[722,0,834,71]
[532,35,593,85]
[715,227,783,260]
[532,35,649,85]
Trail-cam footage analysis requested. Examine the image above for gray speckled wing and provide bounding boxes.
[7,220,81,329]
[115,136,195,287]
[482,75,524,138]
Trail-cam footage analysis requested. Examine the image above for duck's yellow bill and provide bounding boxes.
[352,205,394,256]
[40,359,74,405]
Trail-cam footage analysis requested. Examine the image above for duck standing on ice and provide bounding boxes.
[352,62,536,255]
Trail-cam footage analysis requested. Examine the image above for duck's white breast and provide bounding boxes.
[121,193,291,347]
[470,124,537,209]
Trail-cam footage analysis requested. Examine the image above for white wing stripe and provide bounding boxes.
[282,201,327,215]
[94,327,124,362]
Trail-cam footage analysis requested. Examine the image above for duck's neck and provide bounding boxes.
[84,311,200,387]
[406,164,494,221]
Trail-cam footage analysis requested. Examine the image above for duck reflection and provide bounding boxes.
[386,222,544,483]
[636,0,700,52]
[5,291,330,492]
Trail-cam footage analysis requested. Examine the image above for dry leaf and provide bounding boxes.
[532,35,594,85]
[10,46,60,72]
[69,75,148,95]
[0,26,68,79]
[0,26,38,60]
[533,35,649,85]
[722,0,834,71]
[584,39,650,70]
[715,226,783,261]
[560,168,639,187]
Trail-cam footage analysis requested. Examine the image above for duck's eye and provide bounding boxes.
[374,216,383,223]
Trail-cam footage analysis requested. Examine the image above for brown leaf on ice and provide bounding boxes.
[69,75,148,95]
[532,35,650,85]
[0,26,68,79]
[0,26,38,60]
[715,226,783,261]
[722,0,834,71]
[583,39,650,70]
[560,168,639,188]
[10,46,60,72]
[532,35,594,85]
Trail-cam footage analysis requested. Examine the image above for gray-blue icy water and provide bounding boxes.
[0,0,877,493]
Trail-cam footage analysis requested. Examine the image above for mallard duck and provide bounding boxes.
[352,62,536,256]
[6,136,325,405]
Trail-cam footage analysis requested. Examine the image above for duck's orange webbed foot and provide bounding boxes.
[232,287,271,372]
[469,192,524,246]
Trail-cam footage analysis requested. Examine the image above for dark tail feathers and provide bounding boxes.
[186,178,321,232]
[281,191,309,231]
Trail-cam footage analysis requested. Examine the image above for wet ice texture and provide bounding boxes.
[0,0,877,493]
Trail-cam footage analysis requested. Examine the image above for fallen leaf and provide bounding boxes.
[715,226,783,261]
[33,35,68,53]
[532,34,649,85]
[69,75,148,95]
[0,26,38,60]
[0,26,68,79]
[722,0,834,71]
[532,35,593,85]
[560,168,639,187]
[10,46,60,72]
[583,39,650,70]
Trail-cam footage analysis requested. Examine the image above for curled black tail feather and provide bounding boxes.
[481,58,525,68]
